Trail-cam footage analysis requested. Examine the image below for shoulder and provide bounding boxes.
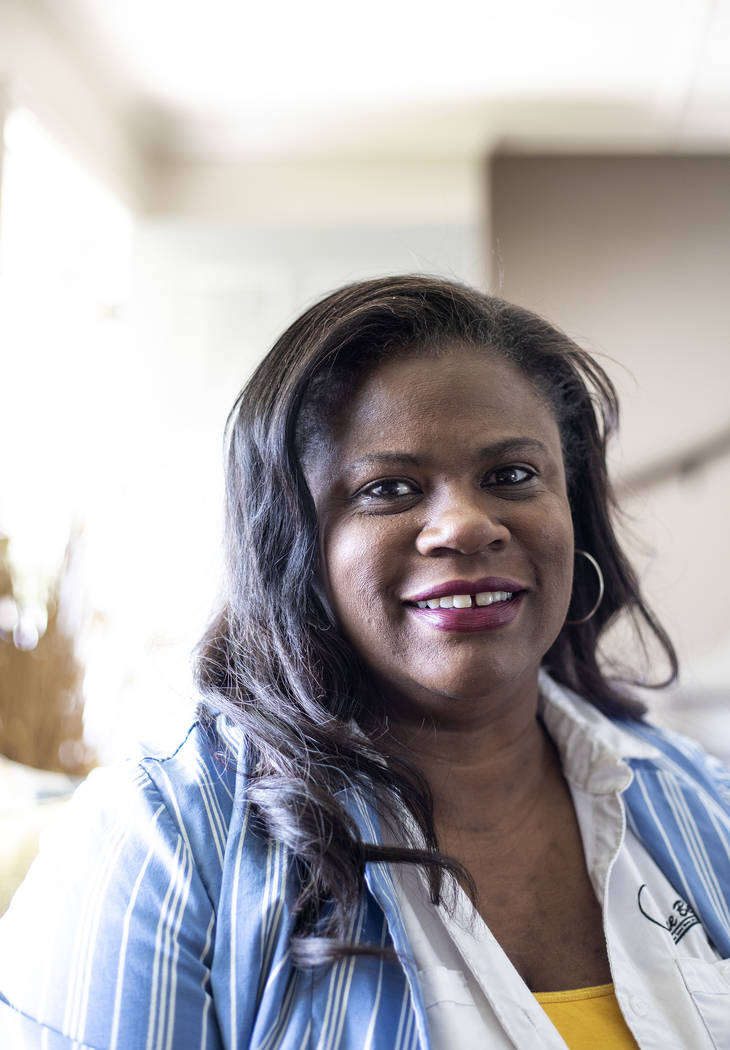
[0,716,275,1050]
[614,716,730,812]
[135,716,244,864]
[43,716,248,889]
[540,669,730,810]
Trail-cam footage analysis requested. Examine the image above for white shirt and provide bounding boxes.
[389,674,728,1049]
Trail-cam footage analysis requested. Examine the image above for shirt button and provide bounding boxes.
[630,996,649,1017]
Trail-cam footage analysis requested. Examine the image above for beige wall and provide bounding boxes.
[491,155,730,712]
[0,0,143,206]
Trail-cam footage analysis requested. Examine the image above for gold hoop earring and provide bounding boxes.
[566,549,604,625]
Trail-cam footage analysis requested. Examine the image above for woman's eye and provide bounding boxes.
[360,479,418,499]
[485,465,536,486]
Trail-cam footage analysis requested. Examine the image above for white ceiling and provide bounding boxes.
[33,0,730,160]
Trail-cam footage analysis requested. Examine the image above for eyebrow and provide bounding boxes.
[345,438,549,472]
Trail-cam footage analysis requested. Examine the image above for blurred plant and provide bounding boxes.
[0,531,96,775]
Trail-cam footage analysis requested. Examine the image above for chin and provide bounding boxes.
[382,666,540,718]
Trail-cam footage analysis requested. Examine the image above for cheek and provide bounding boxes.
[545,510,574,563]
[529,500,574,598]
[552,537,575,619]
[322,522,397,635]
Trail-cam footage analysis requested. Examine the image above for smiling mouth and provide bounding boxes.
[407,590,514,610]
[402,582,526,633]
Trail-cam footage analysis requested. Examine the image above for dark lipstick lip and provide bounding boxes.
[407,592,524,632]
[403,577,527,604]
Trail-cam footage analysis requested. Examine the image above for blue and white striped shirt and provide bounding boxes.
[1,674,729,1049]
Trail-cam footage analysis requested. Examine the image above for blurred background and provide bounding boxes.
[1,0,729,902]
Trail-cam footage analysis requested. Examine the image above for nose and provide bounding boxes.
[415,491,510,557]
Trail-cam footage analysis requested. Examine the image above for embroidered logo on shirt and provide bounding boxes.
[637,884,701,944]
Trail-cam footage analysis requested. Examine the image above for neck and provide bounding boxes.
[378,683,559,842]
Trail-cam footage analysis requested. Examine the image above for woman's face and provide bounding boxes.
[305,344,575,726]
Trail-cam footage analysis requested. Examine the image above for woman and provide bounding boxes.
[1,276,729,1049]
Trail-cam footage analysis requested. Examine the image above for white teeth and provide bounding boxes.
[415,590,515,609]
[476,590,513,606]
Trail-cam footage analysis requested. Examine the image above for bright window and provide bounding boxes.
[0,108,133,761]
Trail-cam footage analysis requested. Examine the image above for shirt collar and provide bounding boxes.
[538,670,660,794]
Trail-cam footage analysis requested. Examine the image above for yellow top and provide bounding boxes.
[534,982,639,1049]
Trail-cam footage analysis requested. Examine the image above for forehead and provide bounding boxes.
[332,344,561,455]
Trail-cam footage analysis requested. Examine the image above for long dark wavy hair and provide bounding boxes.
[195,275,677,966]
